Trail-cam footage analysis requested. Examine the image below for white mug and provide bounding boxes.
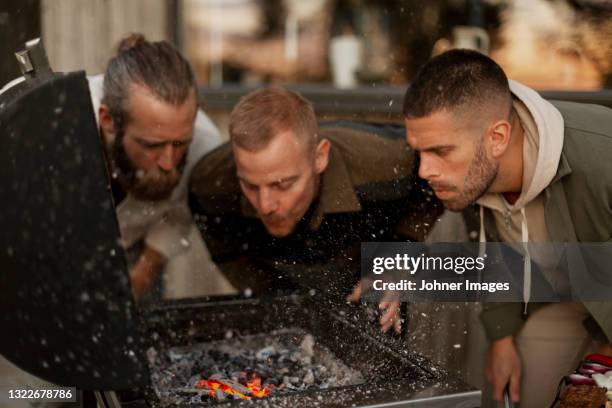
[329,34,363,88]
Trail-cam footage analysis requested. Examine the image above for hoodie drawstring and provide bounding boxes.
[479,205,531,314]
[521,207,531,314]
[478,206,486,257]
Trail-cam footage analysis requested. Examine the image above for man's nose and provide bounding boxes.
[258,188,278,215]
[157,144,177,172]
[418,155,440,181]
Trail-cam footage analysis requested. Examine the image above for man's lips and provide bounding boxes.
[263,219,286,228]
[431,186,455,199]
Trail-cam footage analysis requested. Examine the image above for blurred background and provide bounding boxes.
[2,0,612,137]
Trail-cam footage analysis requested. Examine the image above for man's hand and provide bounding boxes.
[379,299,402,334]
[347,279,402,334]
[130,245,165,300]
[486,336,522,403]
[346,278,369,303]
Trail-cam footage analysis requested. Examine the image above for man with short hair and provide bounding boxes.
[190,86,440,326]
[403,49,612,406]
[91,34,231,300]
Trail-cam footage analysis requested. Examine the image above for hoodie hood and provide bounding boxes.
[477,80,564,211]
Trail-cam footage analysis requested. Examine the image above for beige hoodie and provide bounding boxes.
[476,80,565,310]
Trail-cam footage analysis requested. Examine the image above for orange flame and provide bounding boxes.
[196,373,271,400]
[247,373,270,398]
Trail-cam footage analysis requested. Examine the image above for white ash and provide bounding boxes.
[148,328,364,406]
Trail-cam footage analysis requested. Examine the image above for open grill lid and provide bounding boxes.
[0,39,149,390]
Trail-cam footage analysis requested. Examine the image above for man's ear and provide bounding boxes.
[487,118,512,159]
[98,104,116,143]
[314,138,331,174]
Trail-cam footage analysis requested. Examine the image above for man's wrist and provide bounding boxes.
[492,335,514,347]
[139,245,166,272]
[130,246,166,298]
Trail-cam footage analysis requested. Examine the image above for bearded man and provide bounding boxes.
[403,49,612,407]
[90,34,226,300]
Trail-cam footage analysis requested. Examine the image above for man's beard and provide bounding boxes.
[109,131,186,201]
[438,139,498,212]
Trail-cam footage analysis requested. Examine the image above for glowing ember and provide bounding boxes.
[195,373,273,400]
[148,329,365,405]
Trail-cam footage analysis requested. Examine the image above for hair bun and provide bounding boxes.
[116,33,147,55]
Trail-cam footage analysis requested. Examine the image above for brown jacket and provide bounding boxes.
[189,122,441,295]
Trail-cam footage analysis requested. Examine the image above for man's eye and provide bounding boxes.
[172,140,189,147]
[276,181,294,191]
[437,148,452,157]
[241,182,257,191]
[138,140,163,149]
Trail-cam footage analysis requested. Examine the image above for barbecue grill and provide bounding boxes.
[139,295,481,407]
[0,39,481,407]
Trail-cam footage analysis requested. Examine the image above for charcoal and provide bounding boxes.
[303,370,314,385]
[214,389,225,400]
[225,379,251,394]
[283,383,300,391]
[263,378,278,386]
[187,375,201,387]
[148,328,364,406]
[255,346,276,360]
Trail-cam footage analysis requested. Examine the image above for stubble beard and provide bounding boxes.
[443,140,498,212]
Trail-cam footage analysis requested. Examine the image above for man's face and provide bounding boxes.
[233,131,328,238]
[104,85,197,200]
[405,110,498,211]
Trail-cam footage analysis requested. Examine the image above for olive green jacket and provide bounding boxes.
[473,100,612,343]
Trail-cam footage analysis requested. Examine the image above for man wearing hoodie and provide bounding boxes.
[403,49,612,406]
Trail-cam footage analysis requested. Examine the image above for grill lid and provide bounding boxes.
[0,39,149,390]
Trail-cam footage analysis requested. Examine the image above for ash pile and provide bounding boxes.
[148,328,364,405]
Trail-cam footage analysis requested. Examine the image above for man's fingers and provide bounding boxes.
[130,274,146,300]
[380,313,400,333]
[489,369,520,402]
[379,300,400,311]
[393,315,402,334]
[346,283,362,302]
[491,378,505,401]
[347,278,373,302]
[381,319,394,333]
[350,285,401,334]
[379,301,400,332]
[379,306,395,326]
[510,369,521,402]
